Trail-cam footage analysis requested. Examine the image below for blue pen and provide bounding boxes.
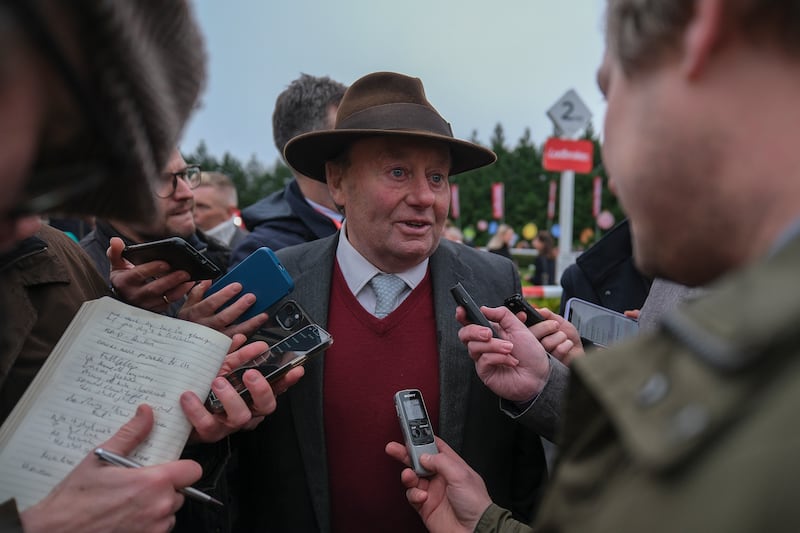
[94,447,223,507]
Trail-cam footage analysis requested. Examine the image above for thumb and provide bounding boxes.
[107,237,128,269]
[99,404,154,456]
[420,437,469,480]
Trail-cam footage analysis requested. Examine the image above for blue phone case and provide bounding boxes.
[204,247,295,323]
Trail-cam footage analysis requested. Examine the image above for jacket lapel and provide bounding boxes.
[278,235,338,532]
[429,241,475,453]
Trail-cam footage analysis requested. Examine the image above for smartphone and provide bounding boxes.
[205,323,333,414]
[121,237,221,281]
[248,299,313,345]
[450,282,499,337]
[204,247,295,323]
[394,389,438,477]
[564,297,639,348]
[503,293,545,327]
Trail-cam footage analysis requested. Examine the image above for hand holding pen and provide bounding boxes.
[19,405,204,533]
[94,448,222,506]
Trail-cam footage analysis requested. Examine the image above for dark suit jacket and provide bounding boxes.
[233,235,549,532]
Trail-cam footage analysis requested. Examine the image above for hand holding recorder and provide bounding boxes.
[385,435,490,533]
[456,304,551,403]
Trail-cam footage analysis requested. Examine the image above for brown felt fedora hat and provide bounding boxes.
[284,71,497,182]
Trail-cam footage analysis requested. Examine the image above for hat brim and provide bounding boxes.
[284,129,497,183]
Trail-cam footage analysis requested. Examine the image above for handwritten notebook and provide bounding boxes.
[0,297,232,510]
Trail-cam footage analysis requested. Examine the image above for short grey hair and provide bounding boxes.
[272,73,347,158]
[198,171,238,207]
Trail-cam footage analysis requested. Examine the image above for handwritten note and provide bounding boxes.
[0,297,231,510]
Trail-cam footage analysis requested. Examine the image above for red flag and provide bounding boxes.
[450,184,460,219]
[592,176,602,218]
[491,182,504,219]
[547,180,557,220]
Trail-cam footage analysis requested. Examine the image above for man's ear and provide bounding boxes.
[682,0,725,78]
[325,161,345,206]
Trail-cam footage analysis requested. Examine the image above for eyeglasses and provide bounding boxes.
[156,165,201,198]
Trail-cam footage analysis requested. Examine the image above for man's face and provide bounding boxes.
[192,185,230,232]
[597,48,729,285]
[144,150,196,239]
[327,136,451,273]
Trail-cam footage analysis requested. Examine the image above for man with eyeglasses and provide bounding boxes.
[79,149,261,326]
[81,148,220,283]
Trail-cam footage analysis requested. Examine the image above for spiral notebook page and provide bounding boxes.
[0,297,231,510]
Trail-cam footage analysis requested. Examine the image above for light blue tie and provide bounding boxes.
[369,273,407,318]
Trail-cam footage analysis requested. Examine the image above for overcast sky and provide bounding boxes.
[181,1,608,168]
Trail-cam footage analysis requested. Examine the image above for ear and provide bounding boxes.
[325,161,346,206]
[682,0,725,78]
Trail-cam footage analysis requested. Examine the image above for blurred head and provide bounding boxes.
[533,230,555,258]
[442,221,464,244]
[193,171,238,232]
[0,0,205,252]
[487,224,513,250]
[599,0,800,285]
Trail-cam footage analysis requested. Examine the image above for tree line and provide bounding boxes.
[185,122,623,248]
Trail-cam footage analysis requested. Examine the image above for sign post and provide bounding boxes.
[545,89,593,283]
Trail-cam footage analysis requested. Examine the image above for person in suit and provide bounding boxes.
[233,71,553,532]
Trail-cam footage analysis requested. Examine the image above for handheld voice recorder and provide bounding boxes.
[450,282,499,337]
[394,388,438,476]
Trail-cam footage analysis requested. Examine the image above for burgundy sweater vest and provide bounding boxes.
[324,263,440,532]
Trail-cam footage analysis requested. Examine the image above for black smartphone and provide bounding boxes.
[205,323,333,414]
[449,282,499,337]
[248,299,313,346]
[503,293,545,327]
[122,237,221,281]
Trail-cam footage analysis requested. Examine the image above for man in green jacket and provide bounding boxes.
[387,0,800,531]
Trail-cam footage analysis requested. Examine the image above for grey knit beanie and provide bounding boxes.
[9,0,207,221]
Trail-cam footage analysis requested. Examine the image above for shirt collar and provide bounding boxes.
[335,220,429,296]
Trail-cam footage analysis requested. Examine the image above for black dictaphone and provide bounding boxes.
[450,282,499,337]
[503,293,546,327]
[394,389,438,476]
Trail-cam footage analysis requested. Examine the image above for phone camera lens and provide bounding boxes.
[278,304,300,329]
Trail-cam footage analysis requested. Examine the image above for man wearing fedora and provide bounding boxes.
[232,71,553,532]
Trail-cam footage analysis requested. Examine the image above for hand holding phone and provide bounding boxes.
[564,297,639,348]
[122,237,221,281]
[450,282,499,337]
[503,294,545,327]
[204,247,294,323]
[394,389,438,477]
[205,324,333,414]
